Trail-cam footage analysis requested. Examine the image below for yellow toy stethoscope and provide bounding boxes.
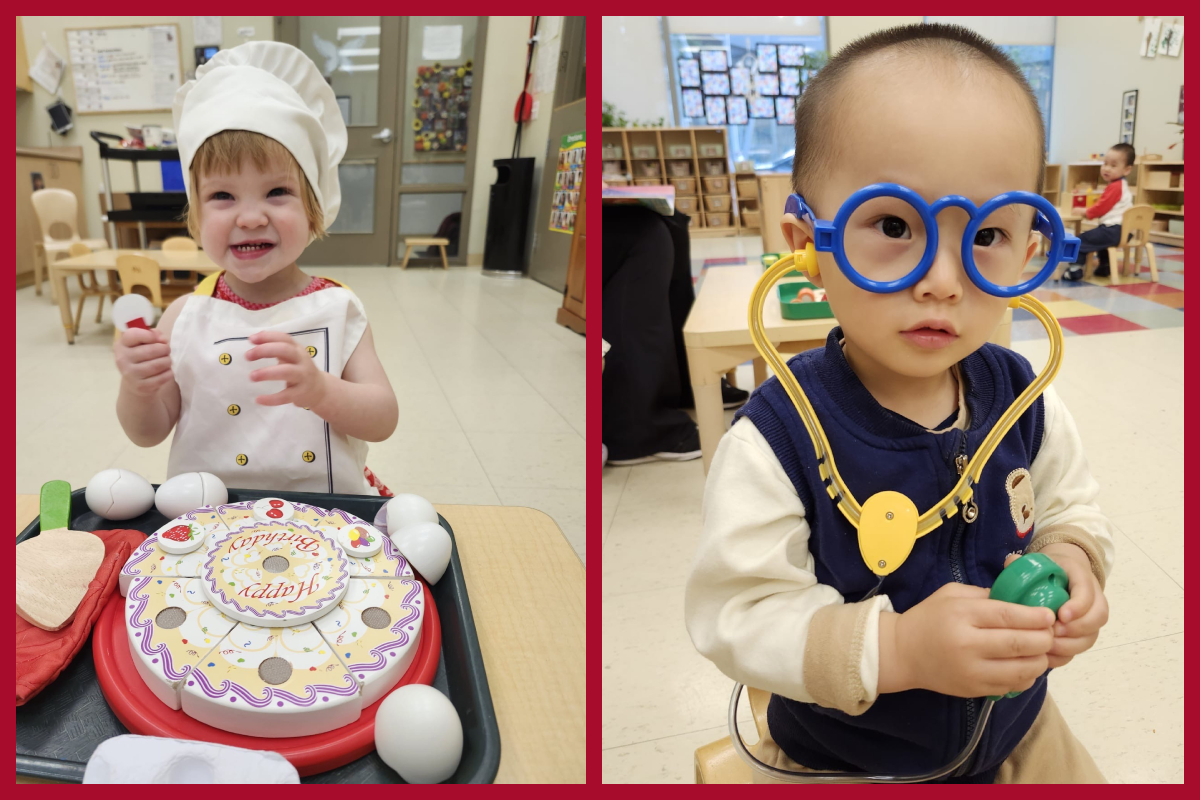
[727,186,1079,783]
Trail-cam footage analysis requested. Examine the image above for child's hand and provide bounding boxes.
[1010,544,1109,669]
[246,330,329,410]
[113,327,174,396]
[894,582,1056,698]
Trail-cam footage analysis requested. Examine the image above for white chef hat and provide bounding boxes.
[172,41,347,229]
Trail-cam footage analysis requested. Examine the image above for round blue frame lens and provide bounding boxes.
[961,192,1062,298]
[832,184,939,293]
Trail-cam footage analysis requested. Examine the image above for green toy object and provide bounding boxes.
[987,552,1070,700]
[39,480,73,532]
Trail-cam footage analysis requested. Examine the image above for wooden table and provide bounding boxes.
[47,249,220,344]
[15,497,584,784]
[683,264,1012,473]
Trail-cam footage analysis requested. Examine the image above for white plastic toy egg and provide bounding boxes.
[391,521,452,585]
[85,469,155,520]
[154,472,228,519]
[385,494,438,536]
[374,685,463,784]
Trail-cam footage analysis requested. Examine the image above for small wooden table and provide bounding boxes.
[47,249,221,344]
[15,497,584,783]
[683,264,1012,473]
[400,237,450,270]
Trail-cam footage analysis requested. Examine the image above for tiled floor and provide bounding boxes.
[603,235,1183,783]
[16,266,586,563]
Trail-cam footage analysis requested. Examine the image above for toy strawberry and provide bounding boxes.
[162,524,193,542]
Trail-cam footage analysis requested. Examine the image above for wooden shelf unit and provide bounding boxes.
[735,169,761,234]
[1041,163,1062,208]
[1136,160,1184,246]
[600,126,739,237]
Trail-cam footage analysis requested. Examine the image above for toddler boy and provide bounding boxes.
[1062,143,1136,280]
[685,24,1115,783]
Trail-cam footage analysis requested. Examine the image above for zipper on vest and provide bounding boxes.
[948,432,979,778]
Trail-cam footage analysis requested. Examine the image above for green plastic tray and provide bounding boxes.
[778,281,834,320]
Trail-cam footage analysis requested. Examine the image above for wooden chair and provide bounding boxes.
[694,687,772,783]
[30,188,108,298]
[400,237,450,269]
[159,236,200,289]
[115,253,190,309]
[1081,204,1159,285]
[66,242,121,335]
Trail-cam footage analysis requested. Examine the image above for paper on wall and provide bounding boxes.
[1141,17,1162,58]
[422,25,462,60]
[533,18,563,95]
[1162,21,1183,58]
[29,42,65,94]
[193,16,221,47]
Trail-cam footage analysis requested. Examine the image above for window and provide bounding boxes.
[667,24,828,172]
[996,44,1054,151]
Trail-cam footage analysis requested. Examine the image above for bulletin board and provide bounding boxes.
[550,131,585,234]
[65,24,184,115]
[411,60,473,152]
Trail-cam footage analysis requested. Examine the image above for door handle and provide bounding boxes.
[372,127,393,143]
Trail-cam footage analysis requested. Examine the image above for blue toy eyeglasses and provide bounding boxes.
[785,184,1081,298]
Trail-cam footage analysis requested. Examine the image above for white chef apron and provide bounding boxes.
[166,272,372,495]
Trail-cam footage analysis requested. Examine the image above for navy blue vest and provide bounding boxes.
[735,328,1047,782]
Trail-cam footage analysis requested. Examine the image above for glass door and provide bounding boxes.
[393,17,486,266]
[278,16,399,265]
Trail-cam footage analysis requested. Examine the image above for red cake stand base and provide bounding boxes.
[93,581,441,777]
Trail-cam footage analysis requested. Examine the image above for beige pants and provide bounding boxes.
[753,693,1106,784]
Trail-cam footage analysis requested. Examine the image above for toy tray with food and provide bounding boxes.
[778,280,835,320]
[16,488,499,783]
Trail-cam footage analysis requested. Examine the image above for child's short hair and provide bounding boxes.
[792,23,1046,199]
[185,130,327,242]
[1110,142,1136,168]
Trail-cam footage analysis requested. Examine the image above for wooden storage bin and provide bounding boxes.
[675,196,699,215]
[742,208,761,228]
[702,176,730,194]
[1144,170,1183,189]
[602,144,623,159]
[603,160,624,175]
[605,176,630,186]
[698,142,725,158]
[631,144,658,159]
[636,160,661,178]
[706,212,730,227]
[665,143,693,158]
[667,159,693,177]
[704,194,731,212]
[633,178,663,186]
[701,159,726,177]
[1150,219,1169,232]
[670,177,697,195]
[736,177,758,195]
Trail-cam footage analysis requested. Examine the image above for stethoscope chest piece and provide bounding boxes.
[858,491,919,576]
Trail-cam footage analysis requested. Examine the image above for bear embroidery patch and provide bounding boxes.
[1006,467,1035,539]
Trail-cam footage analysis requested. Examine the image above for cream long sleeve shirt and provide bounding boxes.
[684,384,1116,714]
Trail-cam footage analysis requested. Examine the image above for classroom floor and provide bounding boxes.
[602,234,1183,783]
[16,265,586,564]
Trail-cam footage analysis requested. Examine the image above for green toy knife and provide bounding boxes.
[39,480,73,532]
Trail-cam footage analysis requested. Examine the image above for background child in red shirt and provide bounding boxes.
[1061,143,1135,281]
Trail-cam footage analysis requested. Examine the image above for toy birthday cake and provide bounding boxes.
[119,498,424,738]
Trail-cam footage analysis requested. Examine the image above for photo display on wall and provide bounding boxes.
[779,44,804,66]
[1120,89,1138,145]
[776,97,797,125]
[756,44,778,73]
[678,58,700,87]
[705,96,727,126]
[754,73,780,97]
[750,96,775,119]
[730,67,751,96]
[682,88,704,118]
[700,49,729,72]
[412,60,472,152]
[550,131,584,235]
[727,95,749,125]
[780,67,801,96]
[702,72,731,96]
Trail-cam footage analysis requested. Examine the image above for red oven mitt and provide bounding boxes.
[16,529,146,706]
